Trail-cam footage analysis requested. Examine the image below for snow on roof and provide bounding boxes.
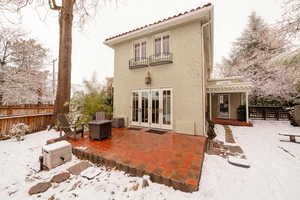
[43,141,71,152]
[104,3,212,42]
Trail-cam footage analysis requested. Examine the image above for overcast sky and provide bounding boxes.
[14,0,283,84]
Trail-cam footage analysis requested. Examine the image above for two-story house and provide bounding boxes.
[104,3,252,136]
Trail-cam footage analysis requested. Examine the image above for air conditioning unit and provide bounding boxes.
[42,141,72,169]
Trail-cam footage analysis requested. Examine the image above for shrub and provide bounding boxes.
[70,73,113,125]
[9,123,30,141]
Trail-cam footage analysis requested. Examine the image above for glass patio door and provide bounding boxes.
[140,91,149,127]
[131,91,140,126]
[150,90,160,128]
[131,89,172,129]
[131,90,150,127]
[150,88,172,129]
[161,89,172,129]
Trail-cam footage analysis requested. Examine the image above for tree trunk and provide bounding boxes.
[53,0,74,121]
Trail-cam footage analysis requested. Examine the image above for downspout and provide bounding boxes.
[201,21,211,136]
[147,66,152,130]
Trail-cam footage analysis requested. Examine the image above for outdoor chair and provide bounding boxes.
[57,113,84,140]
[95,111,106,121]
[206,120,217,152]
[207,120,216,140]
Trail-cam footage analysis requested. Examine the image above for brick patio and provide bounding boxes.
[66,128,207,192]
[212,118,253,127]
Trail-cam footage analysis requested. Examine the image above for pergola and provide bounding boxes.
[207,82,253,123]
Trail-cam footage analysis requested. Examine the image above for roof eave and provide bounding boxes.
[103,5,213,47]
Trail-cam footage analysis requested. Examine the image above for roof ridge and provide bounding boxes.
[104,3,212,42]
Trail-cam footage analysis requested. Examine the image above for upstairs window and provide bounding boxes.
[134,43,140,61]
[134,41,146,61]
[163,35,169,54]
[141,42,146,59]
[154,35,170,56]
[155,38,161,56]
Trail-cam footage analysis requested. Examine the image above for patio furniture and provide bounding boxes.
[112,117,125,128]
[95,111,106,121]
[278,133,300,142]
[57,114,84,140]
[206,120,216,152]
[42,141,72,169]
[207,120,216,140]
[88,120,112,140]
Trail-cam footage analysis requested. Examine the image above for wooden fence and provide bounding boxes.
[0,104,54,117]
[249,106,290,120]
[0,113,53,136]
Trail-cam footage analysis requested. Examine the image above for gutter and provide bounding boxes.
[201,20,211,136]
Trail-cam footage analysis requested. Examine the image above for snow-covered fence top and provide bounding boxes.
[0,113,53,136]
[0,104,53,117]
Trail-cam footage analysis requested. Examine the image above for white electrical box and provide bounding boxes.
[42,141,72,169]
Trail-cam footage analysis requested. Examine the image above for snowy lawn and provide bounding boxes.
[0,120,299,200]
[202,120,300,200]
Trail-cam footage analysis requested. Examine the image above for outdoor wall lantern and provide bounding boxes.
[145,71,151,85]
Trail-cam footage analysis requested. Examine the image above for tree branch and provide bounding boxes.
[48,0,61,11]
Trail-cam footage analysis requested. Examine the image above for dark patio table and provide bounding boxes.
[88,120,112,140]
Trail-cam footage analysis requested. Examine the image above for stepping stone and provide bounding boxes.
[67,161,92,175]
[80,167,101,180]
[28,182,52,195]
[227,156,250,168]
[51,172,70,183]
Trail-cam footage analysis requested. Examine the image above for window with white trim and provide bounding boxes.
[134,41,146,61]
[154,35,170,56]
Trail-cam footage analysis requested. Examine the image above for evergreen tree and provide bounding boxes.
[220,12,297,104]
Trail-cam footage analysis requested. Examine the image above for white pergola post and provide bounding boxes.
[209,93,212,120]
[246,91,249,123]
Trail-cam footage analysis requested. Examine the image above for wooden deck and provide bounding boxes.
[66,128,207,192]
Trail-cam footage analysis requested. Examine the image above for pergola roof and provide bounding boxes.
[206,82,253,93]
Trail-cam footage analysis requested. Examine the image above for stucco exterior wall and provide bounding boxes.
[113,20,206,135]
[211,93,242,120]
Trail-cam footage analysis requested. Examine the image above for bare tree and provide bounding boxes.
[2,0,109,120]
[0,28,25,67]
[1,67,52,105]
[9,39,48,70]
[280,0,300,38]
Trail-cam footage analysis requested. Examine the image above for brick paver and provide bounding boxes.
[66,128,207,192]
[224,125,236,143]
[212,119,253,126]
[207,125,246,159]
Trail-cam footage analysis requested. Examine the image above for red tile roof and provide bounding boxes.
[105,3,212,42]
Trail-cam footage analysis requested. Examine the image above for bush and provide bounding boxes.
[9,123,30,141]
[70,74,113,125]
[250,96,283,106]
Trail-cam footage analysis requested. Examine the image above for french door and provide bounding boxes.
[131,88,172,129]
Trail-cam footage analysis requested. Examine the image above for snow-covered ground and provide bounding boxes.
[0,120,299,200]
[200,120,300,200]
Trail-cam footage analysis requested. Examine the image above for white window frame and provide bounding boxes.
[153,32,171,57]
[133,40,147,61]
[130,88,173,130]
